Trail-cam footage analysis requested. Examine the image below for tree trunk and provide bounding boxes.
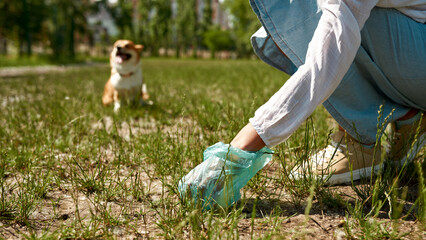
[22,0,32,56]
[175,44,181,58]
[192,39,197,59]
[0,33,8,55]
[68,10,75,59]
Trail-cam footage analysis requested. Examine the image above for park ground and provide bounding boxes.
[0,59,425,239]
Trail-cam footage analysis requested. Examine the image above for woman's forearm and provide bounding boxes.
[230,123,266,151]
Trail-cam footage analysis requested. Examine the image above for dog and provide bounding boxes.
[102,40,149,112]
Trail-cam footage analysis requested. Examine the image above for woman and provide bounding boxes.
[231,0,426,184]
[179,0,425,208]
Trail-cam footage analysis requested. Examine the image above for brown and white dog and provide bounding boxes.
[102,40,149,112]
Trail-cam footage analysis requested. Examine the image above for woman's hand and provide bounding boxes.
[230,123,266,152]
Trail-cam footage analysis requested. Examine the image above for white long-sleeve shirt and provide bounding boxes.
[250,0,426,147]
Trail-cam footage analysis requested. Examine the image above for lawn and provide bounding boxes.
[0,59,424,239]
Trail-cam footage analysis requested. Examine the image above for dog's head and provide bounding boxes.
[110,40,144,72]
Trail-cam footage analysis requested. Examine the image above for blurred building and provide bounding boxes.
[212,0,229,29]
[87,2,119,40]
[173,0,229,29]
[88,0,228,38]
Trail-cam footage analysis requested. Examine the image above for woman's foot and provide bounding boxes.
[389,111,425,166]
[291,130,382,185]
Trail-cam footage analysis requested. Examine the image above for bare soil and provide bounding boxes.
[1,159,423,239]
[0,66,424,239]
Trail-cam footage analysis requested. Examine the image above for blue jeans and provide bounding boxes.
[250,0,426,144]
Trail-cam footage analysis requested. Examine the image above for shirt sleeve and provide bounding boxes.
[249,0,378,147]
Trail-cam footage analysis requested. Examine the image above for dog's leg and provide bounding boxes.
[140,83,153,105]
[113,90,121,112]
[102,81,115,106]
[141,83,150,101]
[114,101,121,112]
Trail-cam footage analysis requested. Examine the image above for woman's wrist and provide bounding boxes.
[230,123,266,152]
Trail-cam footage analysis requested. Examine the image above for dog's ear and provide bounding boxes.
[135,44,144,52]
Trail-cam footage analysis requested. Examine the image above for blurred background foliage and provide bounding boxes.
[0,0,261,65]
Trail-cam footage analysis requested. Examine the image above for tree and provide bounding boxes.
[175,0,197,58]
[152,0,173,56]
[105,0,214,58]
[0,0,49,56]
[196,0,213,55]
[203,25,234,58]
[0,1,14,55]
[137,0,172,56]
[107,0,134,40]
[223,0,260,58]
[48,0,90,59]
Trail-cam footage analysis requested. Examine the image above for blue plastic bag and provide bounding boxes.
[178,142,273,210]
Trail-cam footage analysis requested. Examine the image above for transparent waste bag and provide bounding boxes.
[178,142,273,210]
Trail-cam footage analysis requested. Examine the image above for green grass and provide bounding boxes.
[0,59,424,239]
[0,54,108,68]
